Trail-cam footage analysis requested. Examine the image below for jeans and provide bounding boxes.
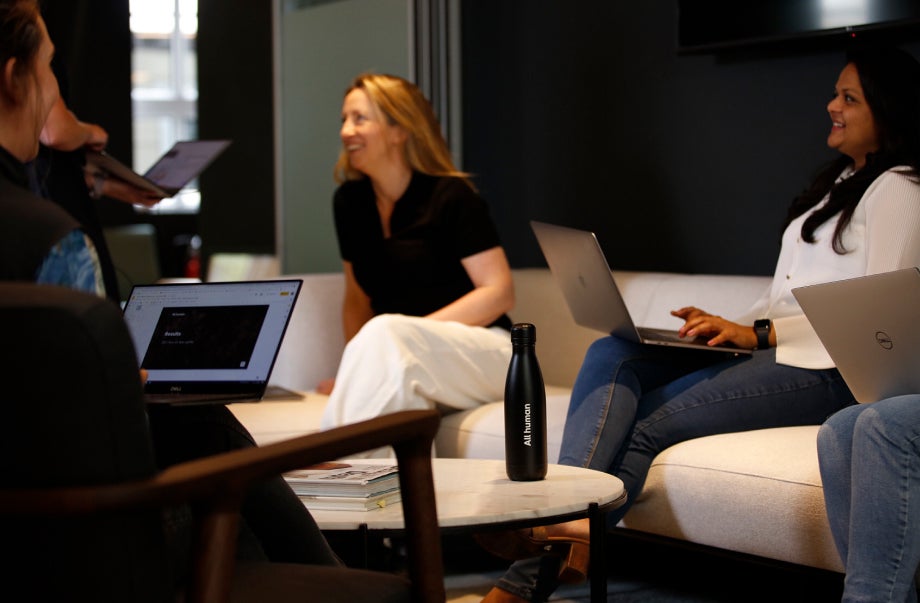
[818,397,920,603]
[496,336,854,601]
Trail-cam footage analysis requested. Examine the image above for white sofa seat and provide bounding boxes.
[621,425,842,572]
[231,268,845,573]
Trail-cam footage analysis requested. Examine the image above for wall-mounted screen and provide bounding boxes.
[678,0,920,53]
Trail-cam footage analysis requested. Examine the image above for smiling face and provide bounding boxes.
[826,63,879,170]
[339,88,405,180]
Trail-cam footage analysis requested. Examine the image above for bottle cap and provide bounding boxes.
[510,322,536,344]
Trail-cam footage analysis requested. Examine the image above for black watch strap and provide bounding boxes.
[754,319,771,350]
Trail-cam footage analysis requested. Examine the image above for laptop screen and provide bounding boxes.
[123,280,301,393]
[143,140,231,193]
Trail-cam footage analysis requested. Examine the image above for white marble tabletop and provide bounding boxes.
[307,458,625,531]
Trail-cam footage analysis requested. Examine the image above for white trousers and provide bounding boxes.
[320,314,512,443]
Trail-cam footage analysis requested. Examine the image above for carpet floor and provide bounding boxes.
[440,533,844,603]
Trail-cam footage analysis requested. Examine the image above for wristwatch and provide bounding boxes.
[753,319,771,350]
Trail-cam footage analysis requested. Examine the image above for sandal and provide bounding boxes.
[473,524,591,584]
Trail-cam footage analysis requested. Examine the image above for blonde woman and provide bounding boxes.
[319,73,515,440]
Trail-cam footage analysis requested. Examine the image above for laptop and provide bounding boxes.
[122,279,302,405]
[86,139,231,198]
[792,267,920,403]
[530,221,751,354]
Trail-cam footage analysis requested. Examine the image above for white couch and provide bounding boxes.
[229,268,844,574]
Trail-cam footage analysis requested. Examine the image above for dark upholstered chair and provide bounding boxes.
[0,282,444,603]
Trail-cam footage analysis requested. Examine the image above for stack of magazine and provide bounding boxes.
[283,462,401,511]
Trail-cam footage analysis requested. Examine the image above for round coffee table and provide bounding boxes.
[308,458,626,602]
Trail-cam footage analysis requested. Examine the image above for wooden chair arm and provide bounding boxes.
[0,409,444,603]
[0,409,439,515]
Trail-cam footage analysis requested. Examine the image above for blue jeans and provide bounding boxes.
[818,397,920,603]
[496,336,854,601]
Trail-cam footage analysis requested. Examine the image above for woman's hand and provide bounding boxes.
[671,306,758,350]
[100,175,164,207]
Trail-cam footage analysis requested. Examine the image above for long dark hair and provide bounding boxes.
[784,44,920,253]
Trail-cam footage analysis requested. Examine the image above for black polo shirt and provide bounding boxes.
[333,172,511,330]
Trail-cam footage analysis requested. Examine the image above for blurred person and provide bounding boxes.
[319,73,515,448]
[0,0,341,574]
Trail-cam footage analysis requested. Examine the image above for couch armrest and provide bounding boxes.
[269,273,345,392]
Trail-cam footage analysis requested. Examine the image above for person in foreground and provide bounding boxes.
[319,73,515,440]
[32,60,164,302]
[819,397,920,602]
[480,43,920,602]
[0,0,340,575]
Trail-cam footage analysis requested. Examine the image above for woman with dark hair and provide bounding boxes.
[481,44,920,603]
[319,73,514,439]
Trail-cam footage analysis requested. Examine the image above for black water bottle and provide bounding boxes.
[504,323,547,481]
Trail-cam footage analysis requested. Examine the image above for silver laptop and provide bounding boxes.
[122,279,302,405]
[530,221,751,354]
[793,267,920,403]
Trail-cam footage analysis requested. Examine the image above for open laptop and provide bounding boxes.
[530,221,751,354]
[86,139,231,198]
[122,279,302,405]
[793,267,920,403]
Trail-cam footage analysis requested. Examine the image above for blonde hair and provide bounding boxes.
[334,73,471,186]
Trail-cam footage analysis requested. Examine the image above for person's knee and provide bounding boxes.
[586,336,620,355]
[583,336,634,369]
[817,421,837,458]
[352,313,420,347]
[852,405,883,441]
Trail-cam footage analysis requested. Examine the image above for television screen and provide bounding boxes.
[679,0,920,52]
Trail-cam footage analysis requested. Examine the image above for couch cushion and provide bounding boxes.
[435,386,572,462]
[618,425,843,572]
[613,271,770,329]
[229,393,327,445]
[269,273,346,393]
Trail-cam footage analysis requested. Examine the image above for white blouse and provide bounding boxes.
[736,166,920,369]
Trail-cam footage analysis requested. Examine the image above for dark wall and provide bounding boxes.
[42,0,134,226]
[197,0,276,267]
[461,1,920,275]
[42,1,201,278]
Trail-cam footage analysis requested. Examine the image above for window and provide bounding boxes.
[130,0,199,213]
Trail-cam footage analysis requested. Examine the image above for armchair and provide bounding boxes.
[0,282,443,603]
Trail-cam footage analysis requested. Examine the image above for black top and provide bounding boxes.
[25,55,121,302]
[333,172,512,331]
[0,145,80,282]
